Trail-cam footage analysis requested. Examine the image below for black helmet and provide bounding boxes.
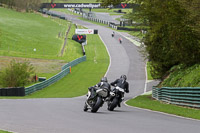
[101,77,108,82]
[120,75,127,80]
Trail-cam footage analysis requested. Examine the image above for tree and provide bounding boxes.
[0,0,42,12]
[0,60,35,87]
[122,0,200,79]
[177,0,200,38]
[0,0,15,8]
[97,0,125,7]
[14,0,42,12]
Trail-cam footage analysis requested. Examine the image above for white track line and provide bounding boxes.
[122,50,200,122]
[124,62,200,122]
[143,61,148,94]
[100,27,200,122]
[117,32,141,47]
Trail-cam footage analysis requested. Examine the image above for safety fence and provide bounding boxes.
[82,15,118,30]
[39,9,67,20]
[25,56,86,95]
[152,87,200,108]
[68,9,118,30]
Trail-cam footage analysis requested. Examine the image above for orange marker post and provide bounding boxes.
[70,66,71,73]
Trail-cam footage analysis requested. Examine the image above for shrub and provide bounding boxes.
[0,59,34,87]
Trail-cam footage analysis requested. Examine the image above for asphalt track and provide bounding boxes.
[0,12,200,133]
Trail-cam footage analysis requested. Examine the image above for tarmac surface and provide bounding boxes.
[0,11,199,133]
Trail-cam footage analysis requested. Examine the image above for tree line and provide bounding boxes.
[0,0,42,12]
[99,0,200,79]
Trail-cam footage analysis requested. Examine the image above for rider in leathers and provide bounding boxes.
[110,75,129,107]
[95,77,111,92]
[88,77,111,99]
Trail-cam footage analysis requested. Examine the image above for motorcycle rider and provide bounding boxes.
[111,31,115,37]
[95,77,111,90]
[88,77,111,99]
[110,75,129,107]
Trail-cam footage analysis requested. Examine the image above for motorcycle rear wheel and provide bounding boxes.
[91,97,103,113]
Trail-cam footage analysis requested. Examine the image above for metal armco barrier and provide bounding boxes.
[152,87,200,108]
[25,56,86,95]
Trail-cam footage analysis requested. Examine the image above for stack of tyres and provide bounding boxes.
[0,87,25,96]
[0,88,7,96]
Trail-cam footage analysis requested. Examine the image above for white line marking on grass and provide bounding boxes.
[98,34,111,77]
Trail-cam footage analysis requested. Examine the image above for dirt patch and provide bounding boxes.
[0,56,66,73]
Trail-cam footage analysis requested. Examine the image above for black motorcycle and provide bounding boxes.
[107,86,125,111]
[84,86,109,113]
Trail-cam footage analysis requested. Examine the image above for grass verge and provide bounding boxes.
[0,130,11,133]
[0,7,68,59]
[0,34,109,98]
[147,62,153,80]
[161,64,200,87]
[126,94,200,120]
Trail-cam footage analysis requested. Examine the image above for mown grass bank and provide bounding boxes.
[126,94,200,120]
[0,7,87,85]
[0,7,82,61]
[161,64,200,87]
[0,34,109,98]
[25,34,109,98]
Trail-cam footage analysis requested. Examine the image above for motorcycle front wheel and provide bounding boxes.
[108,97,118,111]
[91,97,103,113]
[83,103,88,112]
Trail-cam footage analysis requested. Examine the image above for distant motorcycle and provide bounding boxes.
[111,32,115,37]
[83,86,109,113]
[107,86,125,111]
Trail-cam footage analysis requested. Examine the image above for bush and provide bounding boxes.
[0,59,34,87]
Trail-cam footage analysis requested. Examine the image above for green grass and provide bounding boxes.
[0,34,109,98]
[0,7,85,79]
[161,64,200,87]
[147,62,153,80]
[126,94,200,120]
[0,130,11,133]
[0,7,82,60]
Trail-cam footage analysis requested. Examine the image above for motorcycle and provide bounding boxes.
[83,86,109,113]
[111,32,115,37]
[107,86,125,111]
